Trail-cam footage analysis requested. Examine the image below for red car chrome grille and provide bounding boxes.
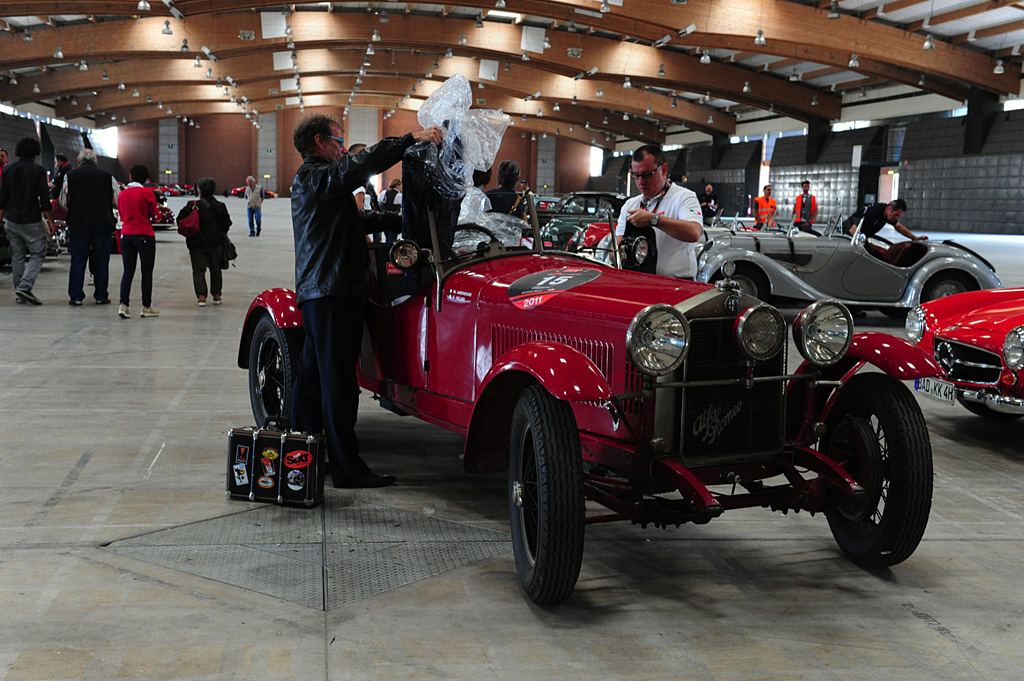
[933,337,1002,386]
[677,317,785,465]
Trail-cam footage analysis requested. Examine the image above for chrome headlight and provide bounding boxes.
[389,239,419,270]
[1003,326,1024,371]
[905,306,926,343]
[627,304,690,376]
[793,300,854,366]
[735,304,787,362]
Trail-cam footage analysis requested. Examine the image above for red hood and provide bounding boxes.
[473,254,712,322]
[929,288,1024,335]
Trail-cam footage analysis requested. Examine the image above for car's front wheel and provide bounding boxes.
[509,385,585,604]
[248,315,303,426]
[824,373,933,568]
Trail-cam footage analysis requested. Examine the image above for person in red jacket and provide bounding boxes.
[792,179,818,234]
[116,164,162,319]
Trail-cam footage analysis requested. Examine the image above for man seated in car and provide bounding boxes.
[845,198,927,265]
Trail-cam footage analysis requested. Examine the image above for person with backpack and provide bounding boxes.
[177,177,232,307]
[379,178,403,215]
[116,164,162,319]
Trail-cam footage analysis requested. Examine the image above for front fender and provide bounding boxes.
[697,249,827,301]
[480,341,614,403]
[237,288,303,368]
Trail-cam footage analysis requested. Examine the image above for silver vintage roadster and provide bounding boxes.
[695,217,1002,313]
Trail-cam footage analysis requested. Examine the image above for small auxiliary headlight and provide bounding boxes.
[626,304,690,376]
[1003,326,1024,371]
[905,306,926,343]
[619,234,649,267]
[734,304,786,362]
[389,239,419,270]
[793,300,854,366]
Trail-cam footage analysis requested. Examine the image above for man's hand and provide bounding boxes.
[626,208,655,228]
[914,235,929,241]
[413,126,444,145]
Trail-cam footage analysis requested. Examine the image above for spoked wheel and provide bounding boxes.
[824,373,933,568]
[509,385,585,604]
[248,315,303,426]
[922,272,976,302]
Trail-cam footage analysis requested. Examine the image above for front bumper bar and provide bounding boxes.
[960,389,1024,415]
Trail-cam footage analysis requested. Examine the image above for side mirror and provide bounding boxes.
[389,239,420,270]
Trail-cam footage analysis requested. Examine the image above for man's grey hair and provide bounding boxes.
[246,175,255,183]
[77,148,98,164]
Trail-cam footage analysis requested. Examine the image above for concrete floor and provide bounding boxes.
[2,196,1023,680]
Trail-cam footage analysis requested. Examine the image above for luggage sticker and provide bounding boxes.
[284,450,313,469]
[261,458,276,476]
[235,444,250,464]
[287,469,306,491]
[232,463,249,486]
[261,447,279,460]
[257,476,274,489]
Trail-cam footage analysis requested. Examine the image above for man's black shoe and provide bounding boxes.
[95,298,111,305]
[16,290,42,305]
[69,299,83,306]
[334,473,398,489]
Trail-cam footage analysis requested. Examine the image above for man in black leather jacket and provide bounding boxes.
[289,112,442,489]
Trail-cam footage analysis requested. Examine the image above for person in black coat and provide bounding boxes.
[177,177,231,306]
[485,159,526,219]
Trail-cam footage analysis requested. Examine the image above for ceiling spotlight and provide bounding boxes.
[521,52,529,61]
[194,56,202,67]
[53,46,63,59]
[623,113,629,121]
[180,39,189,52]
[206,67,214,78]
[789,72,800,82]
[918,74,926,86]
[476,15,484,29]
[600,1,610,12]
[223,87,229,96]
[363,56,371,67]
[366,45,375,55]
[138,0,151,10]
[742,81,751,93]
[658,64,666,77]
[122,116,127,123]
[162,20,172,35]
[447,48,454,58]
[495,0,506,8]
[569,125,574,132]
[478,81,484,89]
[102,70,109,81]
[923,35,935,50]
[434,58,441,69]
[133,88,140,97]
[708,114,714,124]
[380,11,389,23]
[994,59,1005,75]
[553,102,560,111]
[848,54,859,69]
[812,96,819,106]
[596,88,603,97]
[8,74,16,85]
[828,0,841,20]
[79,60,88,72]
[459,33,467,46]
[543,36,551,50]
[537,109,543,117]
[425,70,433,79]
[118,81,126,90]
[623,76,632,89]
[860,86,867,97]
[71,97,77,105]
[86,103,92,111]
[572,95,578,105]
[146,94,152,102]
[754,29,766,46]
[372,29,381,42]
[602,115,608,124]
[21,29,33,42]
[671,97,677,108]
[190,120,195,127]
[285,23,292,35]
[700,51,711,65]
[646,106,652,115]
[287,39,295,50]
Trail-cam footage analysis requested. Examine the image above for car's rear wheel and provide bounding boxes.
[248,315,303,427]
[957,397,1024,420]
[824,373,933,568]
[509,385,585,604]
[922,271,976,302]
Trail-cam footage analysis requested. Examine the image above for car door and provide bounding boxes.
[833,240,907,301]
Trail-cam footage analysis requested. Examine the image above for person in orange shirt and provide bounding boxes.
[793,179,819,234]
[754,184,777,230]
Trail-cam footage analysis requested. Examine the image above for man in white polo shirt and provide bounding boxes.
[615,145,704,278]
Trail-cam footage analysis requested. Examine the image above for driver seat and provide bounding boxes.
[887,241,928,268]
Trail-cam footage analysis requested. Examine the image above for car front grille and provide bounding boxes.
[677,317,786,465]
[933,337,1002,385]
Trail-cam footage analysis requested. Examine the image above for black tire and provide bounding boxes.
[824,373,933,568]
[957,397,1024,420]
[712,264,769,300]
[508,385,585,604]
[248,315,303,426]
[922,271,976,303]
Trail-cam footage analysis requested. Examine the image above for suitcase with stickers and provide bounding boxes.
[226,420,325,507]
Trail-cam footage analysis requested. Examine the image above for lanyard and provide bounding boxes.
[640,180,672,214]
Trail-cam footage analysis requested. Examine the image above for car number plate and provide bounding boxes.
[914,377,957,405]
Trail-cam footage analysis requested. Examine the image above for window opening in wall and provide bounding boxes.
[590,146,603,177]
[1005,100,1024,112]
[887,126,905,164]
[90,127,118,158]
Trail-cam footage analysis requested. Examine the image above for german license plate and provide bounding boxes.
[915,376,957,405]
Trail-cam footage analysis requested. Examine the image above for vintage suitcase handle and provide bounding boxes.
[262,415,292,431]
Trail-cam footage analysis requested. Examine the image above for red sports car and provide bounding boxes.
[906,288,1024,418]
[239,195,942,604]
[227,186,277,199]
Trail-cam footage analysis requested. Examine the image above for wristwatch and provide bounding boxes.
[650,214,660,227]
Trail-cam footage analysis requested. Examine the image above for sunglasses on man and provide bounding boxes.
[630,169,661,180]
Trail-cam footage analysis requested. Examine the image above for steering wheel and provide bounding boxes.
[454,224,501,244]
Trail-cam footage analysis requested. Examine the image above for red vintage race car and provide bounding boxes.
[239,199,941,604]
[906,287,1024,418]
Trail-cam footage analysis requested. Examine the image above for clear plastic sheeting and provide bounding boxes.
[417,74,509,199]
[452,213,528,251]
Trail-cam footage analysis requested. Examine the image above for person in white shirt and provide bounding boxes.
[615,145,704,278]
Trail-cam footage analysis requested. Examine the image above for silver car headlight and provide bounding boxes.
[389,239,419,270]
[1003,326,1024,371]
[627,304,690,376]
[905,305,926,343]
[793,300,854,366]
[735,304,787,362]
